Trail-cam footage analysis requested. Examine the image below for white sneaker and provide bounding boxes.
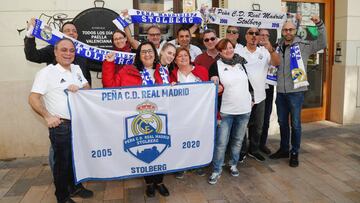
[230,165,239,177]
[208,172,221,185]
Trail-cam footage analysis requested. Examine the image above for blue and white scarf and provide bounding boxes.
[113,9,202,31]
[140,68,154,86]
[266,44,309,88]
[32,19,135,65]
[266,46,280,85]
[159,65,169,84]
[290,44,309,89]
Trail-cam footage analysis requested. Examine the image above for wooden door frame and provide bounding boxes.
[283,0,334,123]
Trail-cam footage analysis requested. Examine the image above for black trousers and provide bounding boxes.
[241,100,266,153]
[144,174,164,185]
[49,121,74,202]
[260,85,274,147]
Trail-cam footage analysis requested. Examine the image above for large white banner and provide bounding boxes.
[204,7,286,29]
[68,83,217,183]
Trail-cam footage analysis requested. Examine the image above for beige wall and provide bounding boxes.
[0,0,131,159]
[331,0,360,124]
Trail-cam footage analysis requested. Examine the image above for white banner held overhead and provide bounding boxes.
[68,83,217,183]
[204,7,286,29]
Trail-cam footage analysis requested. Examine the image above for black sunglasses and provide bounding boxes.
[226,30,239,34]
[203,37,216,42]
[247,31,260,36]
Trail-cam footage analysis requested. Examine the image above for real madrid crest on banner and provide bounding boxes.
[124,101,170,164]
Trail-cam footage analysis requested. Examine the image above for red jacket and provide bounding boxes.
[170,64,209,82]
[102,62,168,87]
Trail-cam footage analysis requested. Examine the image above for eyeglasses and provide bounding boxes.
[203,37,216,42]
[140,49,154,55]
[247,31,260,36]
[148,33,161,37]
[226,30,238,34]
[282,28,295,32]
[113,37,126,41]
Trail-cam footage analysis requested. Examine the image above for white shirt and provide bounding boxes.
[156,40,168,54]
[168,39,203,62]
[234,43,244,55]
[237,46,271,104]
[31,64,88,119]
[177,66,201,83]
[217,60,252,114]
[144,68,156,83]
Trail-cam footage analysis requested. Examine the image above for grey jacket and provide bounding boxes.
[276,21,327,93]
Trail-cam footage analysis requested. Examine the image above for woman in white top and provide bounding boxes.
[207,38,252,185]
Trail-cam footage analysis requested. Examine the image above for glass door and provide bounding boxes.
[282,0,333,122]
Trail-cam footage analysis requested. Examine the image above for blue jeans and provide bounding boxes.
[212,112,250,173]
[49,121,74,202]
[275,92,304,153]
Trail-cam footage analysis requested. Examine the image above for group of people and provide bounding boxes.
[26,11,326,203]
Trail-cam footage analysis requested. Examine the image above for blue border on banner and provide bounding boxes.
[67,82,217,184]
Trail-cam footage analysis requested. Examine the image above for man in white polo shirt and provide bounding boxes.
[237,27,280,162]
[29,38,91,203]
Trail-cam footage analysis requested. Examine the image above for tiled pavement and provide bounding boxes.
[0,121,359,203]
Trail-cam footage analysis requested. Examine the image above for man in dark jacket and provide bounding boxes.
[24,18,91,85]
[269,16,327,167]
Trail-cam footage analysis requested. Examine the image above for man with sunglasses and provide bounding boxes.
[225,26,242,52]
[237,27,280,163]
[269,16,327,167]
[194,29,219,69]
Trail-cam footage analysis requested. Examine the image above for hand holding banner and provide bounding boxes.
[68,83,217,183]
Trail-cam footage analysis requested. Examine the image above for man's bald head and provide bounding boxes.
[282,20,297,44]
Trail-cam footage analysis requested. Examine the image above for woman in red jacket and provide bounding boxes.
[102,30,132,87]
[102,42,177,87]
[170,47,208,83]
[102,41,175,198]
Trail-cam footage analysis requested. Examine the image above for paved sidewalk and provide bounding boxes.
[0,121,359,203]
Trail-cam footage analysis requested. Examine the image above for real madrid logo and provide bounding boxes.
[40,26,53,40]
[258,53,263,60]
[132,101,162,136]
[291,68,307,82]
[124,100,170,164]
